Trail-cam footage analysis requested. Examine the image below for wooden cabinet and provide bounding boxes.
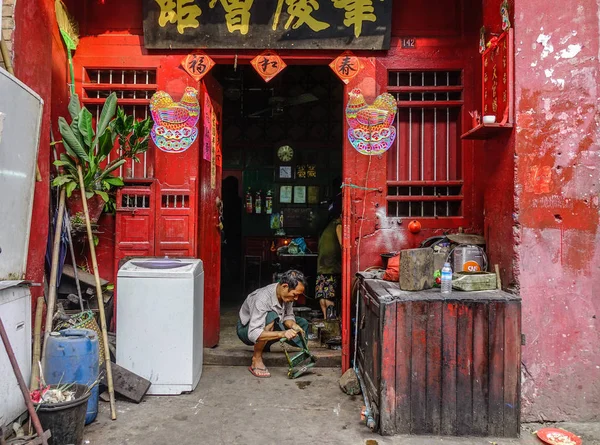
[357,276,521,437]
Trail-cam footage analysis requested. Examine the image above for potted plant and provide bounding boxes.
[52,93,152,222]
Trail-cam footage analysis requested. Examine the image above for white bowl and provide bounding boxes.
[482,115,496,124]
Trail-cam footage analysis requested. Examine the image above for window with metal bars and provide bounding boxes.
[81,68,157,179]
[386,70,464,218]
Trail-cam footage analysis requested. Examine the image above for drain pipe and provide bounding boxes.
[352,280,376,431]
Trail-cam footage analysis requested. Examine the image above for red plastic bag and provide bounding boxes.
[383,255,399,281]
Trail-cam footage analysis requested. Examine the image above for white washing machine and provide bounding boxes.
[116,257,204,395]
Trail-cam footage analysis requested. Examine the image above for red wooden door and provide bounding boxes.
[155,178,197,257]
[114,181,156,275]
[198,74,223,347]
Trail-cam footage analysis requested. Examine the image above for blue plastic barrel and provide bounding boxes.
[43,328,99,425]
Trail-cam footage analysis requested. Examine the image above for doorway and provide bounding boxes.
[214,64,344,349]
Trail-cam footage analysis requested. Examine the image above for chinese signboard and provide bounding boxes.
[143,0,393,50]
[251,51,286,82]
[329,51,362,84]
[182,52,215,81]
[482,31,509,122]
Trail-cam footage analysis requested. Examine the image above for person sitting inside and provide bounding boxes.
[237,269,309,378]
[316,193,342,319]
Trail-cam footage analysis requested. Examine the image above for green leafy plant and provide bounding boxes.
[52,93,152,211]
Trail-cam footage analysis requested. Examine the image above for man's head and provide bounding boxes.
[277,269,307,303]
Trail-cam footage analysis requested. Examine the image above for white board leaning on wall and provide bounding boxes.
[0,66,44,279]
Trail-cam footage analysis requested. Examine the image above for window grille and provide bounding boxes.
[386,70,464,218]
[121,193,151,209]
[81,68,157,179]
[161,194,190,209]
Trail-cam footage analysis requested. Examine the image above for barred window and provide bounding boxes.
[81,68,158,179]
[386,71,464,218]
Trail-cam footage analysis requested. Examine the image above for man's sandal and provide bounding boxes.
[248,366,271,378]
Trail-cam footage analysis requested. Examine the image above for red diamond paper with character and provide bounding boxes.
[182,52,215,82]
[250,51,287,83]
[330,51,363,84]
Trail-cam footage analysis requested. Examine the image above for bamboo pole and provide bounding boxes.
[64,214,85,311]
[41,188,66,363]
[76,165,117,420]
[29,297,45,390]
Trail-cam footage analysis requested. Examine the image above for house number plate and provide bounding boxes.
[401,38,416,49]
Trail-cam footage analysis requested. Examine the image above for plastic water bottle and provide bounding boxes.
[441,262,453,294]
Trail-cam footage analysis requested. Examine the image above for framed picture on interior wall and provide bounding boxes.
[293,186,306,204]
[307,186,320,204]
[277,165,293,181]
[280,185,293,204]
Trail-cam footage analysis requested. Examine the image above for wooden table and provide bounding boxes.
[356,277,521,437]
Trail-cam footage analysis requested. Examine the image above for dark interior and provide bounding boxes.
[215,64,343,310]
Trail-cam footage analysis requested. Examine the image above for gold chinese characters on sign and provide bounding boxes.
[330,51,362,84]
[156,0,379,36]
[182,52,215,81]
[147,0,393,50]
[251,51,287,83]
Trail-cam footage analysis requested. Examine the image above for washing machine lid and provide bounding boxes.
[118,257,203,278]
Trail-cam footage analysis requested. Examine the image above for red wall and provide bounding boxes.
[343,0,483,272]
[511,0,600,421]
[13,0,70,307]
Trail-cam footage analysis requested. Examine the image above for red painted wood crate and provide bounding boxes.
[356,277,521,437]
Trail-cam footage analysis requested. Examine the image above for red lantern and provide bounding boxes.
[408,220,421,234]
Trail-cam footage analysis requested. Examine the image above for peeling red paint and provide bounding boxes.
[513,0,600,421]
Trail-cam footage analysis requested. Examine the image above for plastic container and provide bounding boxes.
[35,383,91,445]
[43,329,99,425]
[441,262,453,295]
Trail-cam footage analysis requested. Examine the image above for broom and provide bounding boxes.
[54,0,79,96]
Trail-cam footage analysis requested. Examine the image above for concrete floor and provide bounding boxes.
[83,366,600,445]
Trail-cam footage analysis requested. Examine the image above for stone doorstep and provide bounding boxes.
[203,346,342,368]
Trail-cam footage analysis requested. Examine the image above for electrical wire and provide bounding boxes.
[356,155,373,273]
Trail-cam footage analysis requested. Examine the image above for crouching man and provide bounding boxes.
[237,269,309,378]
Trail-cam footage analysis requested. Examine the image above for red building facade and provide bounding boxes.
[10,0,600,423]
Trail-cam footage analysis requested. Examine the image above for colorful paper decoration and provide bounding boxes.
[149,87,200,153]
[345,88,398,155]
[182,52,215,82]
[500,0,511,31]
[251,51,286,83]
[330,51,363,84]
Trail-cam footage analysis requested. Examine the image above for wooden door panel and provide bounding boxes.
[198,74,223,347]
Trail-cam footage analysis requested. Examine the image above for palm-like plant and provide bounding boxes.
[52,93,152,209]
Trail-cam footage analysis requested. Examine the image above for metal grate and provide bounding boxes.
[121,193,151,209]
[386,70,463,218]
[161,194,190,209]
[387,184,462,218]
[82,68,157,179]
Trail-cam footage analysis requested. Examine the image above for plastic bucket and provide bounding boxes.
[35,384,91,445]
[44,328,100,424]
